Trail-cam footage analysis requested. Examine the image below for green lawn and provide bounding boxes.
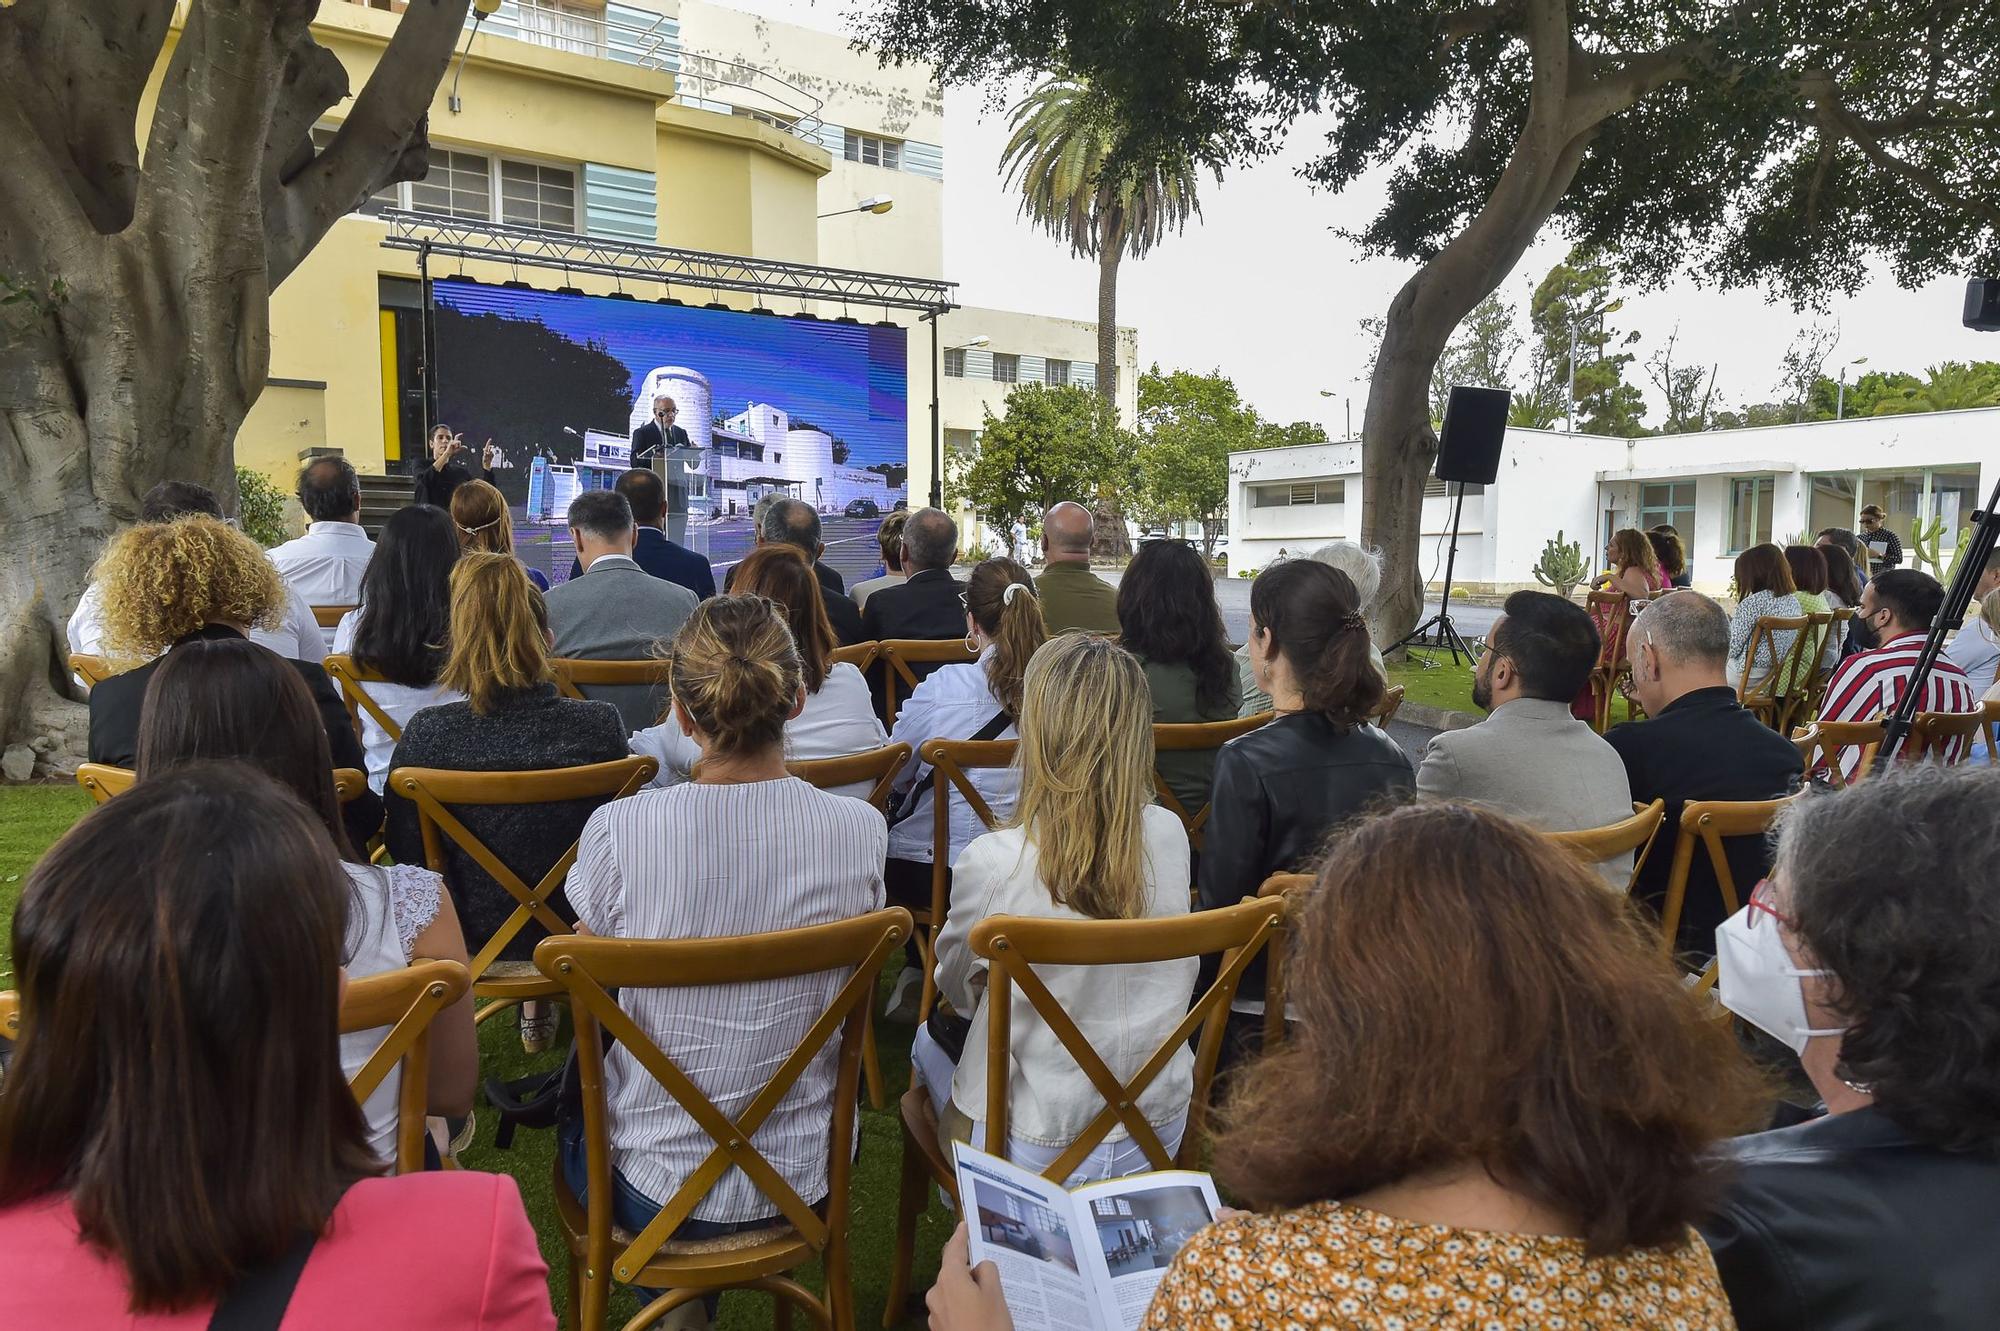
[0,784,952,1328]
[1384,648,1639,726]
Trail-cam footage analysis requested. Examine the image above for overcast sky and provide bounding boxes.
[741,0,2000,435]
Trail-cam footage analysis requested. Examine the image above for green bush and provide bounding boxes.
[234,466,290,548]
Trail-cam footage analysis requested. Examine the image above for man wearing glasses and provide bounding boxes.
[631,394,692,462]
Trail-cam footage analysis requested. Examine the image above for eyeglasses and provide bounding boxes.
[1746,878,1797,930]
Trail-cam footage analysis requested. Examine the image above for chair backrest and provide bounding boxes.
[787,742,912,812]
[921,738,1019,1015]
[312,604,355,630]
[1778,612,1839,733]
[0,991,17,1041]
[828,640,881,672]
[1547,798,1667,895]
[1985,699,2000,760]
[1656,794,1800,958]
[880,638,978,724]
[1791,719,1884,788]
[549,657,673,700]
[533,908,911,1283]
[1585,590,1633,662]
[1909,709,1986,764]
[1150,713,1272,850]
[67,653,112,690]
[389,756,657,979]
[1736,615,1810,726]
[79,763,370,807]
[340,959,472,1173]
[971,896,1287,1182]
[1256,872,1314,900]
[1371,684,1407,728]
[323,653,414,744]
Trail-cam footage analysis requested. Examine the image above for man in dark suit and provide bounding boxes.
[565,468,715,599]
[631,394,692,460]
[753,498,866,644]
[860,505,966,704]
[1605,590,1803,957]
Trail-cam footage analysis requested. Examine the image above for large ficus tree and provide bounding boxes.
[0,0,470,744]
[860,0,2000,641]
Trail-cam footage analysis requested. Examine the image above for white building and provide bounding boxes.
[1228,409,1998,590]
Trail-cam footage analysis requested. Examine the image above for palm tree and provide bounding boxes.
[1870,361,2000,414]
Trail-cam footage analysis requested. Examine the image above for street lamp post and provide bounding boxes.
[817,195,895,220]
[1835,356,1869,419]
[1565,298,1623,433]
[930,334,988,510]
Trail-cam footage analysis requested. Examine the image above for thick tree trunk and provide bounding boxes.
[1090,240,1132,558]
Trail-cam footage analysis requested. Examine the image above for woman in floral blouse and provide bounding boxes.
[930,801,1767,1331]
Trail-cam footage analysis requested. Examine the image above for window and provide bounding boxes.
[1252,480,1344,507]
[407,148,494,220]
[499,159,576,230]
[1808,467,1981,557]
[1044,358,1070,386]
[1728,476,1775,553]
[943,348,966,379]
[944,428,979,456]
[734,107,798,133]
[991,353,1019,384]
[1806,473,1858,538]
[1638,481,1695,535]
[1423,477,1486,498]
[516,0,606,56]
[844,131,902,171]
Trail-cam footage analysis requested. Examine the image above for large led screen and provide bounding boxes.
[430,278,910,587]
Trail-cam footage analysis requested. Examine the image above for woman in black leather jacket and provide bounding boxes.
[1198,560,1414,1030]
[1701,765,2000,1330]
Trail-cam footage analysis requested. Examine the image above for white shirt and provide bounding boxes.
[1945,615,2000,698]
[569,778,886,1221]
[331,611,468,792]
[270,520,376,608]
[68,577,324,665]
[850,571,907,611]
[934,807,1195,1148]
[627,662,887,797]
[885,651,1020,864]
[339,861,445,1164]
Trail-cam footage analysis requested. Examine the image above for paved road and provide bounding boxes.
[1096,568,1500,651]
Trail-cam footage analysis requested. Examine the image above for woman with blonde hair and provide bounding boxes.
[450,478,549,590]
[912,634,1195,1180]
[880,557,1048,1019]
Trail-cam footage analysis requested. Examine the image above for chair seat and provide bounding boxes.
[481,959,546,979]
[551,1162,816,1286]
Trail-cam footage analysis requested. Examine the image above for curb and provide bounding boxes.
[1396,700,1483,733]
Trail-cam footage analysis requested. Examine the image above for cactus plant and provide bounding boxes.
[1911,516,1946,575]
[1533,530,1588,599]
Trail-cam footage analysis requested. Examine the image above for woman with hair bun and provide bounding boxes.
[450,479,549,591]
[880,558,1048,1019]
[1200,559,1413,1047]
[564,596,886,1319]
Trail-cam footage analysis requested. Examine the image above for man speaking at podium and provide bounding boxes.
[632,394,691,460]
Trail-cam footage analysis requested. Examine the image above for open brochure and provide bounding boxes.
[952,1142,1221,1331]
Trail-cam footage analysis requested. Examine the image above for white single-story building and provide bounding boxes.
[1226,408,1998,592]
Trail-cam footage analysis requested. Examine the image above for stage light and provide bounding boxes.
[792,310,821,321]
[703,301,732,311]
[818,195,895,219]
[654,295,685,306]
[500,279,533,290]
[832,316,862,325]
[751,306,776,317]
[557,285,584,297]
[607,291,636,301]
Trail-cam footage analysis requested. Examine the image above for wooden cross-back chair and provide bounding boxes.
[1791,720,1884,788]
[1910,709,1987,764]
[67,653,113,691]
[785,741,913,1110]
[881,897,1288,1323]
[1657,793,1801,961]
[341,959,472,1174]
[389,756,657,1025]
[828,640,881,673]
[77,763,368,806]
[1150,713,1272,851]
[1984,699,2000,760]
[1736,615,1811,729]
[1777,612,1841,734]
[0,991,17,1042]
[323,653,414,745]
[312,604,356,630]
[1583,590,1634,733]
[535,908,911,1331]
[918,737,1018,1021]
[1547,799,1668,897]
[879,639,978,726]
[551,657,674,700]
[1371,684,1407,728]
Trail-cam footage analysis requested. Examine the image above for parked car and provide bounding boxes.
[844,497,880,518]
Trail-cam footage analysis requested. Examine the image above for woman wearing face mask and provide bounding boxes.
[1702,766,2000,1330]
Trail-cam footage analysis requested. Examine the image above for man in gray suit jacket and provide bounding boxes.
[546,489,696,733]
[1416,590,1636,885]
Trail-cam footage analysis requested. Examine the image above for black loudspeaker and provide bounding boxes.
[1963,278,2000,331]
[1435,384,1510,485]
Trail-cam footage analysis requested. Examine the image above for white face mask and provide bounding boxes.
[1715,905,1846,1055]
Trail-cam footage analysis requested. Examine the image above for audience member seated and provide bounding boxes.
[1202,560,1414,1040]
[1817,536,1873,658]
[882,558,1047,1021]
[564,467,715,599]
[0,766,554,1329]
[1943,557,2000,696]
[384,553,628,986]
[134,639,476,1163]
[451,478,549,591]
[414,422,497,509]
[630,545,886,790]
[1817,568,1979,776]
[68,479,322,663]
[1703,767,2000,1330]
[1650,524,1692,588]
[1032,501,1120,636]
[332,504,467,793]
[1417,590,1635,884]
[1781,543,1838,664]
[84,514,381,847]
[1604,526,1669,598]
[930,802,1763,1331]
[1116,540,1243,815]
[861,505,968,649]
[743,497,866,645]
[851,509,910,610]
[565,595,885,1321]
[1605,591,1802,953]
[912,635,1194,1180]
[546,490,698,733]
[270,455,376,611]
[1234,540,1387,716]
[1726,543,1804,693]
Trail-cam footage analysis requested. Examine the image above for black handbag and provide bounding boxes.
[887,709,1012,828]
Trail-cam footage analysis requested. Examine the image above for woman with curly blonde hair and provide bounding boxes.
[85,515,380,842]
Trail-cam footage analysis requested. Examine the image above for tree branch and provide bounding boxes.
[268,0,473,286]
[1801,71,1995,224]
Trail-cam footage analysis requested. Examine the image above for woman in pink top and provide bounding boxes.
[0,764,554,1330]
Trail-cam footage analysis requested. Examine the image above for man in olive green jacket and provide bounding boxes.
[1032,501,1121,636]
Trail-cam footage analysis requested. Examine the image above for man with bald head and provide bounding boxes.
[1033,500,1120,635]
[1605,590,1803,955]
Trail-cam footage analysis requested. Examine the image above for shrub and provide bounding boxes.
[234,466,290,549]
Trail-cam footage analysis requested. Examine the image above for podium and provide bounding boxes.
[649,447,705,547]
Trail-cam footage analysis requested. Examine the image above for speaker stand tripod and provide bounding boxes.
[1395,479,1477,666]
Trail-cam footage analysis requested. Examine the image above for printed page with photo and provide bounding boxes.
[1071,1172,1222,1329]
